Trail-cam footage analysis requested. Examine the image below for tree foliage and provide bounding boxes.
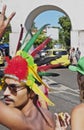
[58,16,71,48]
[34,32,46,47]
[31,15,71,49]
[3,24,12,43]
[34,32,55,49]
[0,15,12,44]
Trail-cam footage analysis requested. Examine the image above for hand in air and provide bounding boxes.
[0,5,16,38]
[55,112,71,130]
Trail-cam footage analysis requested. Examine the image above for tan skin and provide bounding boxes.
[71,72,84,130]
[0,4,16,38]
[55,72,84,130]
[0,77,55,130]
[0,77,70,130]
[0,5,70,130]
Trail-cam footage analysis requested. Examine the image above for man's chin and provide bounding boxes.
[4,102,14,107]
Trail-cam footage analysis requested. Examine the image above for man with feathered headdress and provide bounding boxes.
[0,4,71,130]
[0,4,56,130]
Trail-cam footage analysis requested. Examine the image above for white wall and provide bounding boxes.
[71,30,84,57]
[0,0,84,56]
[46,27,59,40]
[9,33,19,57]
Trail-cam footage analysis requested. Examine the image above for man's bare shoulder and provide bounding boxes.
[24,106,55,130]
[38,107,56,127]
[71,103,84,130]
[71,103,84,119]
[71,103,84,113]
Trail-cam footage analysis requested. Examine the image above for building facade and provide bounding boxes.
[0,0,84,57]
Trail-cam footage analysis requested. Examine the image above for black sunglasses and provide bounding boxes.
[2,82,26,92]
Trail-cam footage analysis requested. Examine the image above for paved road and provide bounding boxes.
[0,68,80,130]
[45,68,80,113]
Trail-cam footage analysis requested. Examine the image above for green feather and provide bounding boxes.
[22,24,49,52]
[20,30,31,50]
[38,72,59,77]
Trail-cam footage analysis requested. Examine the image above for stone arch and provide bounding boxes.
[25,5,72,31]
[6,0,84,57]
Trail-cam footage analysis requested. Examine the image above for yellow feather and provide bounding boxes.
[30,82,54,106]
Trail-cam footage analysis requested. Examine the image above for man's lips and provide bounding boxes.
[4,97,14,103]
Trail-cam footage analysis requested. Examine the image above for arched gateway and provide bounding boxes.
[0,0,84,57]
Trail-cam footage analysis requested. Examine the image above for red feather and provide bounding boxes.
[31,37,51,57]
[16,24,24,53]
[37,64,61,71]
[4,56,28,80]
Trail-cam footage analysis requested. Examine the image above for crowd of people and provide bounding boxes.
[0,4,83,130]
[68,47,81,65]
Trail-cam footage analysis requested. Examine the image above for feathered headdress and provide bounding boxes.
[3,24,55,106]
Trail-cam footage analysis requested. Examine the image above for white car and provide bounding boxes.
[39,50,46,57]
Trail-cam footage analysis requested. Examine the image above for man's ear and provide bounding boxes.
[30,91,35,99]
[77,73,82,87]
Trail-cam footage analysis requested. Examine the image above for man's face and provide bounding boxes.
[77,72,84,89]
[77,72,84,102]
[3,78,30,108]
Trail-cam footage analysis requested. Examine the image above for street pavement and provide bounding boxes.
[46,75,80,113]
[0,68,80,130]
[45,68,80,113]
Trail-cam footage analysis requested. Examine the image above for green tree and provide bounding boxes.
[58,16,71,48]
[31,22,58,49]
[34,32,47,47]
[0,15,12,44]
[3,24,12,43]
[34,32,55,49]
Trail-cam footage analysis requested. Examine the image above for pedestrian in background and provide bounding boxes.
[69,47,77,65]
[75,47,81,61]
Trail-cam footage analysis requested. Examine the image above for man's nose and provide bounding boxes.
[3,87,11,95]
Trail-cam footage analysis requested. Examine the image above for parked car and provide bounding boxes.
[0,43,9,56]
[39,50,47,57]
[0,50,4,66]
[46,49,70,67]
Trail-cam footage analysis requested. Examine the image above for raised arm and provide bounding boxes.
[0,101,28,129]
[0,4,16,38]
[71,103,84,130]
